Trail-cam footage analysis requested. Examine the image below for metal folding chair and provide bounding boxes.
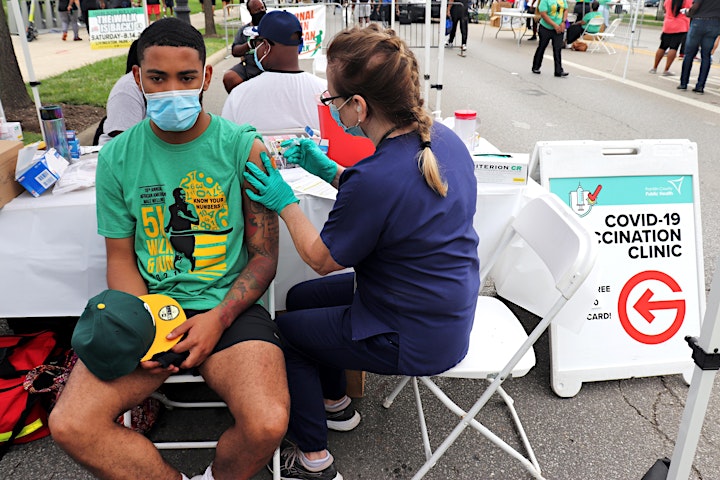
[383,194,598,480]
[585,17,620,54]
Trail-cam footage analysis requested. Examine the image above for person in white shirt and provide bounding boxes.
[221,11,326,132]
[98,40,146,145]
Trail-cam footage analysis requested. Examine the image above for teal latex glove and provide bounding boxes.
[244,152,299,213]
[281,138,338,184]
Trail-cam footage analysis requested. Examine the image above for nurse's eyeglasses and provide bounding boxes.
[319,90,348,107]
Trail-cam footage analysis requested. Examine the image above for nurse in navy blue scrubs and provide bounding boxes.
[244,23,480,480]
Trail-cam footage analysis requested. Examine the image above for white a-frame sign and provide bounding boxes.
[533,140,704,397]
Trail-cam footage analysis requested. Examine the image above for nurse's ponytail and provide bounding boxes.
[327,24,447,197]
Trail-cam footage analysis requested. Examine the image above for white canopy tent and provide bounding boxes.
[8,0,44,137]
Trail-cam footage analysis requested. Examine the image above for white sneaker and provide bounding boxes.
[191,465,214,480]
[662,70,675,76]
[648,68,657,74]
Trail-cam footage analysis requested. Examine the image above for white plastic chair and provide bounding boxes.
[382,194,597,480]
[122,283,280,478]
[585,17,620,54]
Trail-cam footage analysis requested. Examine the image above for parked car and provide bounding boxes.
[644,0,659,6]
[398,0,442,23]
[610,0,631,13]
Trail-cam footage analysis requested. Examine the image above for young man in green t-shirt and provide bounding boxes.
[50,17,289,480]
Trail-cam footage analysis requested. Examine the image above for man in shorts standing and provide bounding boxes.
[49,18,289,480]
[147,0,162,21]
[355,0,373,27]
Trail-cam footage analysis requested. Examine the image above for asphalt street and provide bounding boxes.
[4,12,720,480]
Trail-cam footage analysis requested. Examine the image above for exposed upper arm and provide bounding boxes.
[242,139,279,271]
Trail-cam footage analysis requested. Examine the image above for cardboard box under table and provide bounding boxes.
[0,140,24,209]
[490,1,513,27]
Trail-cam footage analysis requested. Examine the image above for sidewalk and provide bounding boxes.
[10,12,225,82]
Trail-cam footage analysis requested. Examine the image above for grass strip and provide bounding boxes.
[22,23,230,144]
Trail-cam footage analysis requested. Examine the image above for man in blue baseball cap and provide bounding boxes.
[222,10,327,132]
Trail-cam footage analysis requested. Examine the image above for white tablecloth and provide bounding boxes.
[0,157,546,318]
[0,170,338,317]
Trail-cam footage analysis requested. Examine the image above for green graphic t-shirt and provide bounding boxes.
[539,0,567,30]
[96,115,261,311]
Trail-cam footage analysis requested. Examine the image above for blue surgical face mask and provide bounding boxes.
[329,99,366,138]
[253,42,271,72]
[140,68,205,132]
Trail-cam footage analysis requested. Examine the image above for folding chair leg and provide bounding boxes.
[150,391,226,409]
[411,299,565,480]
[496,386,541,472]
[417,378,544,479]
[382,376,412,408]
[272,447,280,480]
[412,378,433,461]
[155,440,218,450]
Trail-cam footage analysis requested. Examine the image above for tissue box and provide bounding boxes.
[0,140,25,208]
[16,148,69,197]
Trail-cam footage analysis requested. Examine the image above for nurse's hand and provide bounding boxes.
[281,138,338,184]
[244,152,299,214]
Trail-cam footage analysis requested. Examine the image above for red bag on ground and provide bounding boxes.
[0,331,58,458]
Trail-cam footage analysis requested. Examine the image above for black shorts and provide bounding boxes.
[660,32,686,51]
[186,303,282,353]
[230,57,263,82]
[165,0,174,7]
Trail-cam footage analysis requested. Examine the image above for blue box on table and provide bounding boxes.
[15,147,69,197]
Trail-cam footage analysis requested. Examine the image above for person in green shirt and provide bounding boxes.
[532,0,569,76]
[566,1,602,44]
[597,0,612,27]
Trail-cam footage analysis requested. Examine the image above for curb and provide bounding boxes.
[76,46,230,146]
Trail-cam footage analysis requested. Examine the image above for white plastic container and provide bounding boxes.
[453,109,477,151]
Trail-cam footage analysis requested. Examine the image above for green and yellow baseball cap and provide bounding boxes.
[72,290,186,381]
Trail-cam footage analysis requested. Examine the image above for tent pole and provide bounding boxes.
[423,0,432,104]
[622,0,642,80]
[9,0,44,139]
[434,0,448,116]
[391,0,396,30]
[666,255,720,480]
[643,256,720,480]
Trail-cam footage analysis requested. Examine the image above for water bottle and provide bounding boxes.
[453,110,477,151]
[40,105,71,161]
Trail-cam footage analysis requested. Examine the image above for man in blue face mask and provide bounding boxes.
[222,10,327,132]
[49,17,289,480]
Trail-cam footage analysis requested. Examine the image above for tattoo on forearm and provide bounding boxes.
[217,199,278,329]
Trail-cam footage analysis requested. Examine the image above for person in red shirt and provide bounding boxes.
[650,0,692,75]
